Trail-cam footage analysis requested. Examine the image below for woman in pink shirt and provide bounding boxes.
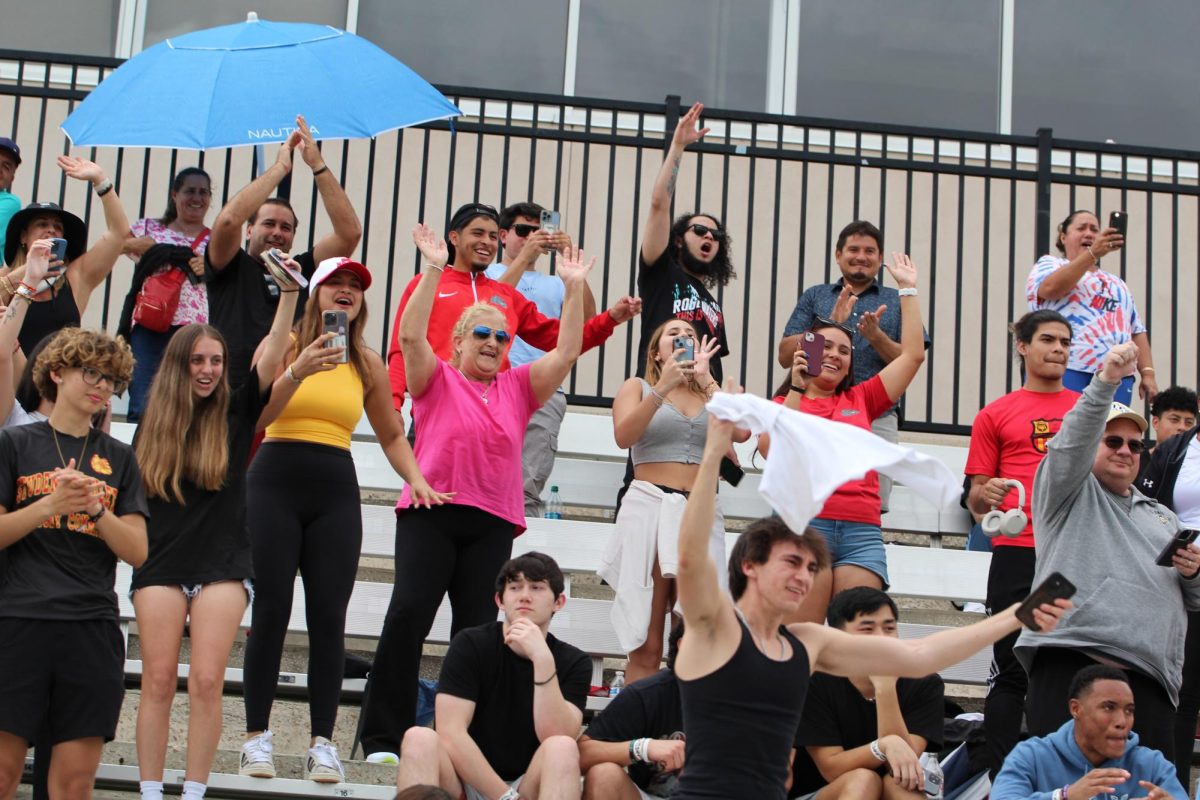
[357,224,599,761]
[760,254,926,624]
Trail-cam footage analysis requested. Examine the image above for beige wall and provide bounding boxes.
[2,88,1193,429]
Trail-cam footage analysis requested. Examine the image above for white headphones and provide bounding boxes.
[981,479,1027,538]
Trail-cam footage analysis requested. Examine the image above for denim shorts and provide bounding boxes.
[808,517,889,587]
[131,578,254,606]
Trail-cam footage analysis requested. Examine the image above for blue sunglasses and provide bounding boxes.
[472,325,511,345]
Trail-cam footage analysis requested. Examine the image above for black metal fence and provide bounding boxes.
[2,48,1197,435]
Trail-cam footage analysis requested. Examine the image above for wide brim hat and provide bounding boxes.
[4,202,87,266]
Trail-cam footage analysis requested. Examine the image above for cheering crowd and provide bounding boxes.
[0,102,1196,800]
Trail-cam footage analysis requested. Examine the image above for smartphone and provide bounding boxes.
[673,335,695,363]
[540,209,561,234]
[719,456,745,487]
[800,331,825,378]
[1015,572,1077,631]
[262,247,309,289]
[48,237,68,267]
[322,310,349,364]
[1155,529,1200,567]
[1109,211,1128,238]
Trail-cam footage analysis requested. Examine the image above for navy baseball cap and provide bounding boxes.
[0,138,20,165]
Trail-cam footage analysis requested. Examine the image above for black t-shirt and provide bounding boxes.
[636,248,728,382]
[204,248,314,389]
[585,668,685,795]
[437,621,592,781]
[0,422,148,620]
[130,366,271,589]
[790,673,945,797]
[17,278,80,357]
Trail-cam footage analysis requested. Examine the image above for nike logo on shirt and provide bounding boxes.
[438,292,457,298]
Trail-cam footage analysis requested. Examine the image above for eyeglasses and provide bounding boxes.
[689,223,725,240]
[1102,435,1146,454]
[471,325,511,345]
[78,365,128,397]
[512,224,540,237]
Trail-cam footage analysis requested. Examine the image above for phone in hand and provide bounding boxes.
[1155,529,1200,567]
[263,248,309,289]
[1109,211,1128,238]
[673,335,695,363]
[800,331,826,378]
[1016,572,1077,631]
[719,456,745,487]
[322,310,349,364]
[48,238,68,270]
[539,209,561,234]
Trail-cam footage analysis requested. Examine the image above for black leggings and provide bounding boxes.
[981,546,1036,775]
[243,441,362,739]
[1173,610,1200,789]
[358,504,514,755]
[1026,646,1176,761]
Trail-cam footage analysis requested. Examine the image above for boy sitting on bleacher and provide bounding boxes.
[394,552,592,800]
[789,588,944,800]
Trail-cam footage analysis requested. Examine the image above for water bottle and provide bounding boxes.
[608,670,625,698]
[919,753,944,800]
[545,486,564,519]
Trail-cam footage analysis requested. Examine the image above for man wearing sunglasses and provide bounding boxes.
[777,220,929,513]
[387,202,639,415]
[485,203,597,517]
[1015,341,1200,762]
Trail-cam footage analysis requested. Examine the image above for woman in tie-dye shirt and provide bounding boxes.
[1026,209,1158,405]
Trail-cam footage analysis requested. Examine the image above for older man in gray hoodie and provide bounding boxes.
[1016,341,1200,763]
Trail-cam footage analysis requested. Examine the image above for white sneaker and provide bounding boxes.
[306,737,346,783]
[366,751,400,765]
[239,731,276,778]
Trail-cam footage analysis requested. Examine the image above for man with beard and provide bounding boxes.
[777,221,928,510]
[636,102,734,384]
[387,203,640,413]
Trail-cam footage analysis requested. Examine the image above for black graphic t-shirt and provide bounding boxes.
[131,366,271,589]
[205,248,314,390]
[0,422,149,621]
[637,248,728,382]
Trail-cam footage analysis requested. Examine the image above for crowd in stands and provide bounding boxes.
[0,100,1196,800]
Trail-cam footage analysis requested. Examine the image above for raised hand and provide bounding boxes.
[294,114,326,171]
[57,155,106,185]
[857,307,886,340]
[672,102,710,150]
[411,223,449,268]
[1099,341,1138,384]
[829,285,858,324]
[23,239,54,286]
[790,345,810,389]
[654,350,689,395]
[606,296,642,324]
[693,335,721,383]
[884,252,918,289]
[1095,227,1124,257]
[556,245,596,287]
[289,332,344,380]
[274,129,302,172]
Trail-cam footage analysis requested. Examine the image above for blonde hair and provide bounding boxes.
[33,327,135,404]
[135,325,230,502]
[290,285,374,392]
[450,303,507,366]
[641,318,706,398]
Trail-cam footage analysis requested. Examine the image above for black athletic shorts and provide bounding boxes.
[0,617,125,744]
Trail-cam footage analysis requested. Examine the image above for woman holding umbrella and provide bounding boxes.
[0,155,131,355]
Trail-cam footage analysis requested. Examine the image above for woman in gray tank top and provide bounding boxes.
[598,318,748,684]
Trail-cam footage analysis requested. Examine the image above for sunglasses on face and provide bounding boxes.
[78,365,128,397]
[1102,435,1145,454]
[689,223,725,240]
[512,224,540,237]
[471,325,511,345]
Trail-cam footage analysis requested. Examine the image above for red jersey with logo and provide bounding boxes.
[775,375,894,525]
[965,387,1080,547]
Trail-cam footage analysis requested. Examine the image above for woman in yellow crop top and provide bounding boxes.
[239,256,448,782]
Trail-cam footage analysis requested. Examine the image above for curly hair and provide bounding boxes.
[669,212,736,289]
[33,327,134,404]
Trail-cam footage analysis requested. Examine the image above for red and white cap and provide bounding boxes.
[311,256,371,290]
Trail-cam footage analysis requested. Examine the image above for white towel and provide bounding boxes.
[706,392,961,534]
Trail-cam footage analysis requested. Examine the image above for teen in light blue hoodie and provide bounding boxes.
[992,665,1185,800]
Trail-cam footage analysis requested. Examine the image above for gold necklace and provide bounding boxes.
[457,369,493,405]
[52,424,90,470]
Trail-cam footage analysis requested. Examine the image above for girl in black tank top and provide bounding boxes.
[676,615,810,799]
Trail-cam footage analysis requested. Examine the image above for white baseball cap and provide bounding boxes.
[311,256,371,290]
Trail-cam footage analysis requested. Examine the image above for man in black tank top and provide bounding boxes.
[673,411,1074,800]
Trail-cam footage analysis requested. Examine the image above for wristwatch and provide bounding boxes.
[87,505,107,523]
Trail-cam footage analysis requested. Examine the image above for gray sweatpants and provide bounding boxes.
[872,410,899,513]
[522,391,567,517]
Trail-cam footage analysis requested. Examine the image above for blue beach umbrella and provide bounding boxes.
[62,13,460,150]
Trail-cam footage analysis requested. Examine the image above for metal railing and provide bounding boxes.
[2,48,1198,435]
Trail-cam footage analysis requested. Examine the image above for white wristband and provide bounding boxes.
[897,287,918,297]
[869,739,887,762]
